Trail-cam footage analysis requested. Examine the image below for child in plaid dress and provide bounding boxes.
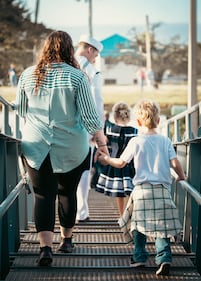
[96,102,138,215]
[98,99,185,276]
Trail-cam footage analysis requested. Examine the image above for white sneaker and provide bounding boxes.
[156,262,171,276]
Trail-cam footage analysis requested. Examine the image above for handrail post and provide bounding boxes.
[196,206,201,274]
[6,141,21,252]
[1,104,12,136]
[183,192,192,252]
[0,138,10,279]
[0,134,22,279]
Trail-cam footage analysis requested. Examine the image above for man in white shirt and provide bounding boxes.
[75,35,104,222]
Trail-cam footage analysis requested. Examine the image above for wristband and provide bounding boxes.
[98,144,107,147]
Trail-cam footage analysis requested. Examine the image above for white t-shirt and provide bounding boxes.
[120,134,176,191]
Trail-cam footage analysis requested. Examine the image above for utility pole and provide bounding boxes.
[145,15,152,70]
[188,0,197,137]
[77,0,93,37]
[33,0,40,63]
[88,0,93,37]
[35,0,40,24]
[188,0,197,107]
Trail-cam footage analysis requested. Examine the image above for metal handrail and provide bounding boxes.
[0,95,22,138]
[0,179,25,220]
[0,95,14,109]
[165,103,199,125]
[159,102,201,142]
[171,169,201,206]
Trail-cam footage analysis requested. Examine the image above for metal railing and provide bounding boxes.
[159,101,201,142]
[0,133,30,280]
[1,94,201,277]
[160,103,201,274]
[0,96,28,279]
[0,95,22,139]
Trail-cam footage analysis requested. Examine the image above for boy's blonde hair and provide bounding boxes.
[134,99,160,129]
[112,102,131,122]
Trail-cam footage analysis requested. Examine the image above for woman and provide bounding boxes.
[15,31,108,266]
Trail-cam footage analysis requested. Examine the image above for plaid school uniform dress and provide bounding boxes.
[96,125,138,197]
[118,183,182,243]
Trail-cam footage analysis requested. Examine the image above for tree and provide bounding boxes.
[127,23,190,82]
[0,0,30,49]
[0,0,52,83]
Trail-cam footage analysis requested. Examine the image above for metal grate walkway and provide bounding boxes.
[4,189,201,281]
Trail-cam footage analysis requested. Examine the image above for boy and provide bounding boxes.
[98,99,185,276]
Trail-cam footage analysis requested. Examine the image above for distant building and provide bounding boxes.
[100,33,133,58]
[98,34,139,85]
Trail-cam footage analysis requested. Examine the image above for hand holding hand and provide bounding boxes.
[97,151,110,165]
[94,146,109,164]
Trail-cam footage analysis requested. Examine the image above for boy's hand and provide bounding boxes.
[97,151,109,165]
[94,146,109,164]
[176,175,187,182]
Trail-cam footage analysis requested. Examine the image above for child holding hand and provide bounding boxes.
[96,102,138,215]
[98,99,185,276]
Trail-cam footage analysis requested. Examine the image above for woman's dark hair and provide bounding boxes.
[34,30,79,91]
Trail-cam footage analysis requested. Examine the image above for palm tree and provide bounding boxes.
[77,0,93,37]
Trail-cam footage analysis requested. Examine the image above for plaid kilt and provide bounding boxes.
[118,183,182,242]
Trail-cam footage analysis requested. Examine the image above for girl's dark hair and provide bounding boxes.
[34,30,79,91]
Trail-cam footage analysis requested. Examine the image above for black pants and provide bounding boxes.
[23,152,90,232]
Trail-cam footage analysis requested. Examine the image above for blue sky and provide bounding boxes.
[21,0,201,42]
[22,0,200,27]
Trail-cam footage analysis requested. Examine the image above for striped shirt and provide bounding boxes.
[75,55,104,121]
[15,62,102,172]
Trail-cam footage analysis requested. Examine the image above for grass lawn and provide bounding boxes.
[1,83,201,116]
[103,83,201,116]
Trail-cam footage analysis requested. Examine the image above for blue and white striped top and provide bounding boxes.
[15,62,102,172]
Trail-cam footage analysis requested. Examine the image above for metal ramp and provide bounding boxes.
[4,189,201,281]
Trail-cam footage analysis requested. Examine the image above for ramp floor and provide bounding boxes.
[4,189,201,281]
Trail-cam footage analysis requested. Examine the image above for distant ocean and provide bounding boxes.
[60,22,201,44]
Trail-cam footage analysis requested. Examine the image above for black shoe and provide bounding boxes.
[130,257,146,267]
[57,237,75,253]
[77,217,90,223]
[156,262,171,276]
[37,246,53,266]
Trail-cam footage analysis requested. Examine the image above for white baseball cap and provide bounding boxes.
[78,34,103,52]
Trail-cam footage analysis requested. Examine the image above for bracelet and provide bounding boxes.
[98,144,107,147]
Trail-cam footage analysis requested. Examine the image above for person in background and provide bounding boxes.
[8,63,18,86]
[75,34,104,222]
[146,68,154,88]
[98,99,185,276]
[15,30,109,266]
[96,102,138,216]
[137,67,146,92]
